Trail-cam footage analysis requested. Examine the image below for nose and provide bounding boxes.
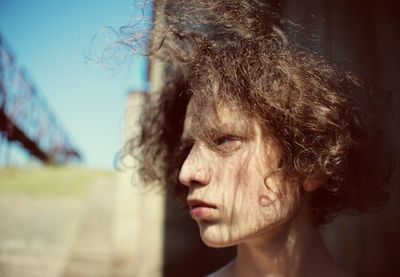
[178,143,211,187]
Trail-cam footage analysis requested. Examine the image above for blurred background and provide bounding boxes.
[0,0,152,276]
[0,0,399,277]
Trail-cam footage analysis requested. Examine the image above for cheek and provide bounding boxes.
[240,151,301,226]
[259,176,301,225]
[226,155,266,213]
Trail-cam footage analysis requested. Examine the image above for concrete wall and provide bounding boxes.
[118,92,165,277]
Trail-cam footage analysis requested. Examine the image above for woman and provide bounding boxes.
[125,1,394,276]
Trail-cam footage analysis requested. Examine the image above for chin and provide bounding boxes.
[201,236,236,248]
[199,225,239,248]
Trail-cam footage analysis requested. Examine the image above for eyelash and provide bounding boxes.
[179,135,242,158]
[215,136,233,145]
[214,135,242,151]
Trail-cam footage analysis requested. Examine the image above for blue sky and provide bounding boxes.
[0,0,151,169]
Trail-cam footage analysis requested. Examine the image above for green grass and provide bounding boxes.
[0,166,117,197]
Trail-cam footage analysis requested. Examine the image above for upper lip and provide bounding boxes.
[187,199,217,209]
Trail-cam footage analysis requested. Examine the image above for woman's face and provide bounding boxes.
[179,102,302,247]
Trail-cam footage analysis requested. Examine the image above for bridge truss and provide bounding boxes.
[0,35,81,165]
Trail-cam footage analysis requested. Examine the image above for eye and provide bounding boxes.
[215,135,242,152]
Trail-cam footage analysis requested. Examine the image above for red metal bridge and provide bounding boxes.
[0,34,81,165]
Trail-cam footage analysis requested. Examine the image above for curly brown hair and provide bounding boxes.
[123,0,394,225]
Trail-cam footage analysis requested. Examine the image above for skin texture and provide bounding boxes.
[179,102,300,247]
[179,101,352,277]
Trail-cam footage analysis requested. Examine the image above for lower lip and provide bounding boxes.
[190,206,215,219]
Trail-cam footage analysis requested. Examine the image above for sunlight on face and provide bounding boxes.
[179,102,302,247]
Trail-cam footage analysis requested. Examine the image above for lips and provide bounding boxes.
[187,199,217,219]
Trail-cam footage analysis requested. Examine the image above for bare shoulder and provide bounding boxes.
[206,259,236,277]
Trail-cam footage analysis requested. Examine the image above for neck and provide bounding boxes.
[234,201,344,277]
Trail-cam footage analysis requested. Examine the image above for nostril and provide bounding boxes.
[190,180,205,187]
